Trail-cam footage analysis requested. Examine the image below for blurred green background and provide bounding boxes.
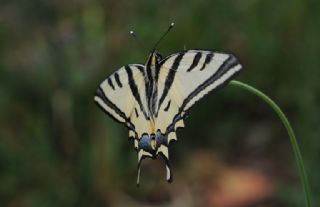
[0,0,319,206]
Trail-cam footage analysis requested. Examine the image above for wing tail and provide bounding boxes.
[136,149,153,186]
[157,145,173,182]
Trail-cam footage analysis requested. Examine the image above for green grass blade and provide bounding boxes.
[229,80,312,207]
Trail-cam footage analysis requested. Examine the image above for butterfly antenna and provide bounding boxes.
[152,22,175,51]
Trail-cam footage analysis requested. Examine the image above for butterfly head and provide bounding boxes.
[154,50,163,63]
[149,50,163,66]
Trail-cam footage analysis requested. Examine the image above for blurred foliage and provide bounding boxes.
[0,0,319,206]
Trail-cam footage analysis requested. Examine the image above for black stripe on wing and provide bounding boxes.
[157,52,185,115]
[164,100,171,112]
[134,108,139,118]
[125,65,150,120]
[200,52,214,71]
[108,78,115,90]
[187,52,202,72]
[135,64,145,74]
[114,72,123,88]
[94,86,134,130]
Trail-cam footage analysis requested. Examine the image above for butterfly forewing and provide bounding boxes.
[94,64,151,140]
[156,50,242,143]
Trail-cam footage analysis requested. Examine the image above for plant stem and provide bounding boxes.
[229,80,312,207]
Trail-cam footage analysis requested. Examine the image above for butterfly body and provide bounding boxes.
[94,49,242,185]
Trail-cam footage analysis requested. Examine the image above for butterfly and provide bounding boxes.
[94,23,242,185]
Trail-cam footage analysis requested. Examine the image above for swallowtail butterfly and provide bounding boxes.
[94,23,242,185]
